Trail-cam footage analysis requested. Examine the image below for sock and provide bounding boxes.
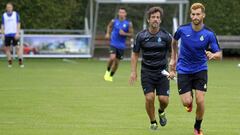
[18,58,23,65]
[110,71,115,77]
[150,120,157,124]
[158,109,164,114]
[107,67,111,72]
[8,60,12,65]
[194,119,202,131]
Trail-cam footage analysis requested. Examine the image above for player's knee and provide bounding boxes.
[158,96,169,105]
[110,54,116,60]
[145,93,155,103]
[114,61,119,66]
[182,98,192,107]
[4,47,10,52]
[109,57,115,61]
[196,97,204,105]
[146,97,154,103]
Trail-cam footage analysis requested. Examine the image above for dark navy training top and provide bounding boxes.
[133,28,172,71]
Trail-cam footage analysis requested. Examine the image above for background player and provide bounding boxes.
[1,2,24,67]
[104,7,133,82]
[129,7,172,130]
[169,3,222,135]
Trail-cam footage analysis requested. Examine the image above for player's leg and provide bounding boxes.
[180,92,193,112]
[194,90,205,135]
[4,37,13,67]
[157,76,170,126]
[178,73,193,112]
[141,70,157,130]
[14,38,24,67]
[146,91,158,130]
[193,70,207,135]
[157,95,168,126]
[145,92,156,123]
[109,48,123,78]
[104,46,116,81]
[107,48,116,72]
[110,58,119,77]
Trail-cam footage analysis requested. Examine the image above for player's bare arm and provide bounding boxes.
[129,52,139,85]
[1,24,4,40]
[169,38,178,78]
[119,22,134,37]
[15,22,20,40]
[105,19,114,40]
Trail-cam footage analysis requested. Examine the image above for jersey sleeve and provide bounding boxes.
[133,33,141,53]
[173,27,182,40]
[1,15,4,25]
[16,12,20,23]
[167,33,173,46]
[167,33,173,51]
[209,33,221,53]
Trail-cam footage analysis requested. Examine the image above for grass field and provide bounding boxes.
[0,58,239,135]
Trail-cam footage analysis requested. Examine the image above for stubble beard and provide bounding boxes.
[193,19,202,25]
[151,22,160,29]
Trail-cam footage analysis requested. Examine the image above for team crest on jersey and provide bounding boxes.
[200,35,204,41]
[123,24,127,28]
[158,37,162,42]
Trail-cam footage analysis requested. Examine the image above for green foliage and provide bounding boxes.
[0,0,88,29]
[189,0,240,35]
[97,4,178,34]
[0,0,239,35]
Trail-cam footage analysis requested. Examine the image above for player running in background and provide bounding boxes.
[104,7,133,82]
[169,3,222,135]
[1,2,24,68]
[129,7,172,130]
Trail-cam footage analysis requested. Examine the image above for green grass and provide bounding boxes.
[0,58,239,135]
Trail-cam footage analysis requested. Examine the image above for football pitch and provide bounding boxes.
[0,58,239,135]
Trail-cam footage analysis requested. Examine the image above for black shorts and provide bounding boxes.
[141,69,170,96]
[109,46,124,60]
[177,70,208,95]
[4,36,19,46]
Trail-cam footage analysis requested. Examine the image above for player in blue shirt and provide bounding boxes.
[169,3,222,135]
[1,2,24,68]
[104,7,133,82]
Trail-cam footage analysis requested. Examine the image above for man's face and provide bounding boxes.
[118,9,127,20]
[6,4,13,13]
[148,12,161,29]
[190,8,205,25]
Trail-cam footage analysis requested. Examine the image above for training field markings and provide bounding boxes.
[62,59,78,64]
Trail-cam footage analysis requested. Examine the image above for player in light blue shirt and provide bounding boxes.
[104,8,133,82]
[169,3,222,135]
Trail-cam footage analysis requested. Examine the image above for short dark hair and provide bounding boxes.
[119,7,127,12]
[147,6,164,20]
[6,2,14,7]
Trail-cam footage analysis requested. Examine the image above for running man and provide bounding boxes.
[169,3,222,135]
[129,7,172,130]
[1,2,24,67]
[104,7,133,82]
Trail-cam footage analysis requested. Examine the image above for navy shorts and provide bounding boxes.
[4,36,19,46]
[141,69,170,96]
[177,70,208,95]
[109,46,124,60]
